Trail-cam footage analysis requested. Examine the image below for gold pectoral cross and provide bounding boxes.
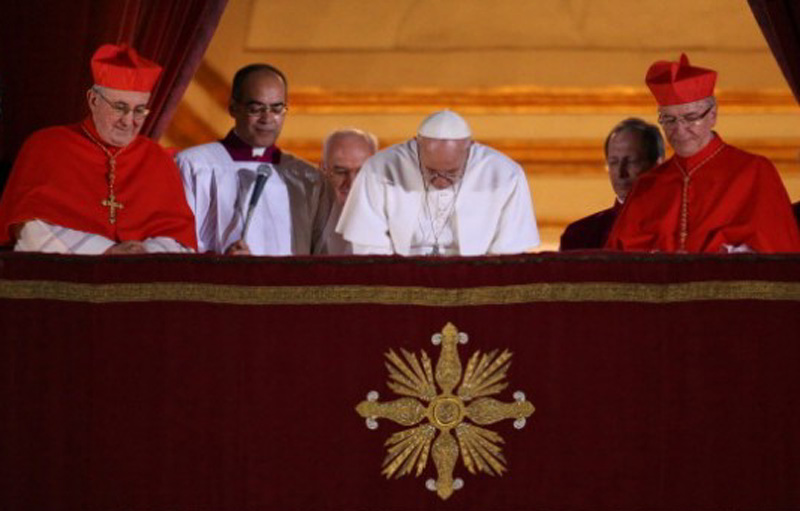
[101,154,123,224]
[102,193,124,224]
[79,125,128,225]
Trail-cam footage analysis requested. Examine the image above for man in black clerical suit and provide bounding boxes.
[560,118,664,251]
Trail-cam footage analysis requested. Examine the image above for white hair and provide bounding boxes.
[322,128,378,166]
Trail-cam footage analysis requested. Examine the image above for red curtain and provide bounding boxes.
[748,0,800,103]
[117,1,228,139]
[0,0,227,193]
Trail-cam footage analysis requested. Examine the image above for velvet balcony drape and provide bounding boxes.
[0,0,227,194]
[748,0,800,104]
[2,252,800,510]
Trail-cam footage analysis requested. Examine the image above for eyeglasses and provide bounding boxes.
[658,105,713,129]
[93,87,150,120]
[239,101,288,117]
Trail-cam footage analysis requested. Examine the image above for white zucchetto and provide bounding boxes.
[416,110,472,139]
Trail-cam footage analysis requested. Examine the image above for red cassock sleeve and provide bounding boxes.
[606,144,800,253]
[0,120,197,250]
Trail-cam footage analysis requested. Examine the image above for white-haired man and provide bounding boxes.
[337,110,539,256]
[320,128,377,254]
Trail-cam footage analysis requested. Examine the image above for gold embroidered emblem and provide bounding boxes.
[355,322,535,500]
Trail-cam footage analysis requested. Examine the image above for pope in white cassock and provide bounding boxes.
[336,110,539,256]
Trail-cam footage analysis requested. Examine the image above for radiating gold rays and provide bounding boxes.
[356,323,535,500]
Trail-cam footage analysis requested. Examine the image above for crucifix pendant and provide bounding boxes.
[80,126,127,225]
[101,155,123,224]
[102,194,124,224]
[430,245,441,256]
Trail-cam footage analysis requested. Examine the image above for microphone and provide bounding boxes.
[241,164,273,240]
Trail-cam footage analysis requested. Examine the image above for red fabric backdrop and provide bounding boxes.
[748,0,800,104]
[119,1,228,139]
[1,253,800,510]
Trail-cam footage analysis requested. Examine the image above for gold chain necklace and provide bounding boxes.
[673,143,726,251]
[81,125,127,224]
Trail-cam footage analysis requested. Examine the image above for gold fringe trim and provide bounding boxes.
[1,280,799,306]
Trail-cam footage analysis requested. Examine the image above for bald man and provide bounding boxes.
[320,128,378,254]
[337,110,539,256]
[177,64,334,255]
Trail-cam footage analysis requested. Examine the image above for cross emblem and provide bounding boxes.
[356,323,535,500]
[101,193,124,224]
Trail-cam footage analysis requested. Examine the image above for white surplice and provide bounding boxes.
[177,143,334,255]
[15,220,192,254]
[336,139,539,256]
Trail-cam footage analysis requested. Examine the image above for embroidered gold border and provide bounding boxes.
[1,280,799,305]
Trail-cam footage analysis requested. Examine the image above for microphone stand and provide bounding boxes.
[241,163,273,241]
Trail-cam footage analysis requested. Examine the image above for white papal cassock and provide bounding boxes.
[336,139,539,256]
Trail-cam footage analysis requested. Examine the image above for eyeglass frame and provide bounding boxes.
[234,99,289,118]
[657,104,714,130]
[91,86,151,120]
[415,138,472,188]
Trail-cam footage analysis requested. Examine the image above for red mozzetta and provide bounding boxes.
[0,118,197,249]
[606,134,800,253]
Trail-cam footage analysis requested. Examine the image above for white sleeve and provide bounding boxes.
[721,243,754,254]
[336,160,394,254]
[487,169,540,254]
[15,220,115,254]
[176,154,210,252]
[142,237,195,253]
[351,243,394,255]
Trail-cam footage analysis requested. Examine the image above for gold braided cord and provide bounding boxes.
[673,143,726,251]
[1,279,800,305]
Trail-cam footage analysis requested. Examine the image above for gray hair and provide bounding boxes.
[322,128,379,166]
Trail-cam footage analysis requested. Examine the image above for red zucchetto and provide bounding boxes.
[645,53,717,106]
[90,44,162,92]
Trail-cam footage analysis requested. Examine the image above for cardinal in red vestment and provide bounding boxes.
[0,44,196,254]
[605,54,800,253]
